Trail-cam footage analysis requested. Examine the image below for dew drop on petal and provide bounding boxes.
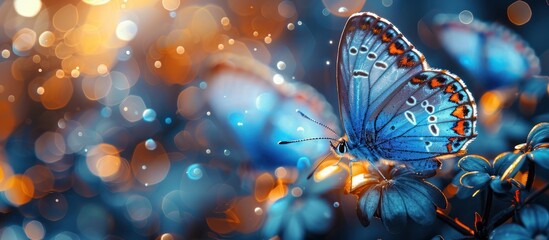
[145,139,156,150]
[142,108,157,122]
[186,164,203,180]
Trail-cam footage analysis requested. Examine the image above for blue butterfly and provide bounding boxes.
[432,15,540,90]
[330,12,478,174]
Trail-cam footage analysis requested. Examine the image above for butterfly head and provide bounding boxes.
[332,138,349,156]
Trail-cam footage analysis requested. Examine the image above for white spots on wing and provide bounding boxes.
[352,70,369,78]
[429,124,439,136]
[374,61,388,69]
[406,96,416,106]
[421,100,435,114]
[367,52,377,60]
[428,115,437,123]
[424,141,432,152]
[349,47,358,55]
[405,110,416,125]
[359,45,368,52]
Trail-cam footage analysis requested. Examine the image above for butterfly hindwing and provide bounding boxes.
[337,12,427,144]
[374,70,477,161]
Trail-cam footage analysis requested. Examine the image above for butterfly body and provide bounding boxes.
[335,12,478,172]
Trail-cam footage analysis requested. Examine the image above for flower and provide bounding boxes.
[456,152,522,196]
[262,159,348,239]
[490,204,549,239]
[353,163,447,233]
[510,122,549,175]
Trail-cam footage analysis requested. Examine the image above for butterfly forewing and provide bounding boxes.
[337,12,477,168]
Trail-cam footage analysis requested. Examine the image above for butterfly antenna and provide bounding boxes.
[307,151,332,179]
[296,110,339,137]
[278,137,337,145]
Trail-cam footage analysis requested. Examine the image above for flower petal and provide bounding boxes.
[500,154,526,180]
[458,155,491,172]
[393,183,435,225]
[263,198,291,237]
[358,185,381,227]
[381,184,407,233]
[493,152,521,175]
[489,224,531,240]
[526,122,549,149]
[531,148,549,169]
[310,165,348,194]
[282,215,304,240]
[300,197,332,233]
[489,178,512,194]
[519,205,549,234]
[399,178,447,209]
[460,171,491,189]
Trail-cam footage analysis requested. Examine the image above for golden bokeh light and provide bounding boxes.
[131,140,170,186]
[507,0,532,25]
[4,175,35,206]
[53,4,79,32]
[14,0,43,18]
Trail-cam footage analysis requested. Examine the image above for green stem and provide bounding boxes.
[482,188,493,224]
[436,208,475,236]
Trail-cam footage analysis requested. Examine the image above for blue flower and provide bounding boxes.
[490,205,549,239]
[262,160,348,239]
[354,163,447,233]
[456,152,522,196]
[511,122,549,173]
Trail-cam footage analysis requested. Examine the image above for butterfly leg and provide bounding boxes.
[368,159,387,181]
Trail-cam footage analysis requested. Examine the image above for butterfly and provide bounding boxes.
[203,54,340,170]
[432,15,540,90]
[311,12,478,175]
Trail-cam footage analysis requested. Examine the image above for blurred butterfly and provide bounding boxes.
[202,54,339,169]
[283,12,478,175]
[432,15,540,90]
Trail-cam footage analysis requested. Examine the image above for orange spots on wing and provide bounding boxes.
[360,23,368,30]
[446,143,452,153]
[429,79,443,88]
[398,56,417,68]
[452,120,466,135]
[452,105,469,119]
[450,93,461,103]
[388,42,404,55]
[411,76,423,84]
[445,84,457,93]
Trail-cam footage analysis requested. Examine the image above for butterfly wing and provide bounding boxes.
[337,12,427,145]
[433,16,540,89]
[337,12,477,170]
[373,70,477,162]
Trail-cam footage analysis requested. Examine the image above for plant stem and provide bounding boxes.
[436,208,475,236]
[482,188,493,224]
[487,183,549,229]
[525,155,536,191]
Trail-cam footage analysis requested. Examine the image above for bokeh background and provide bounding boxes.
[0,0,548,239]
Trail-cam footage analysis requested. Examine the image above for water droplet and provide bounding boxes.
[206,111,211,116]
[329,40,333,44]
[145,139,157,150]
[326,60,331,66]
[141,165,147,170]
[143,108,157,122]
[176,46,185,54]
[297,126,304,132]
[382,0,393,7]
[459,10,474,24]
[273,74,284,84]
[199,81,207,89]
[223,149,231,156]
[276,61,286,70]
[164,117,172,124]
[77,131,83,137]
[186,164,203,180]
[337,7,348,13]
[322,8,330,16]
[287,23,295,30]
[254,207,263,215]
[205,149,211,154]
[333,202,340,208]
[297,21,302,25]
[169,11,176,18]
[154,61,162,68]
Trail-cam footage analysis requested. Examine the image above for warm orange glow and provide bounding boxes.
[131,140,170,186]
[5,175,35,206]
[507,1,532,26]
[254,173,275,202]
[480,91,502,115]
[0,101,17,140]
[41,75,73,109]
